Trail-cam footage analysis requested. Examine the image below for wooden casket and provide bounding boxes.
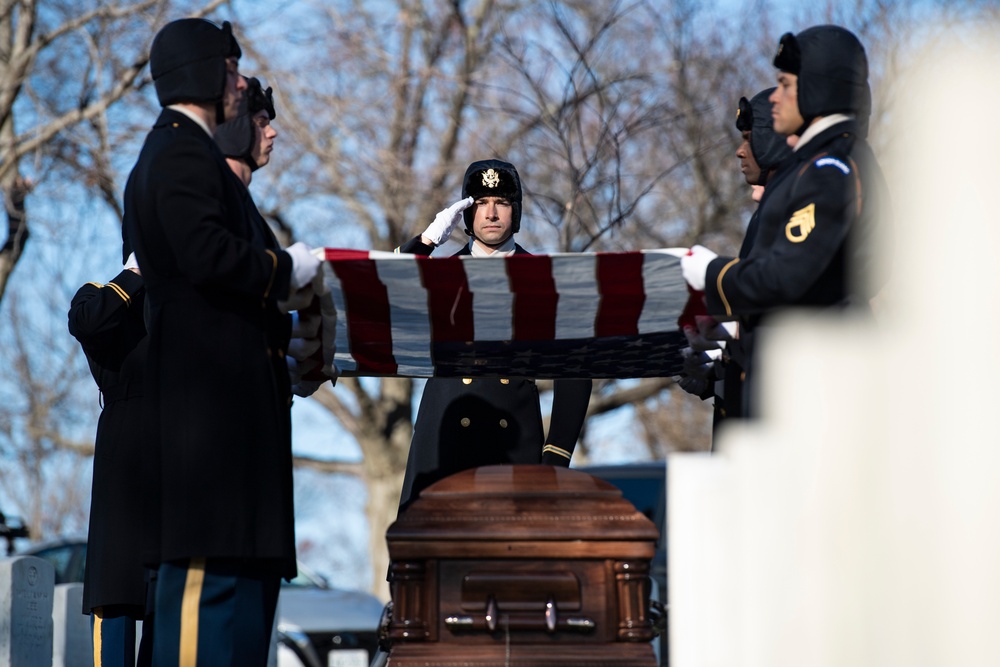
[385,464,659,666]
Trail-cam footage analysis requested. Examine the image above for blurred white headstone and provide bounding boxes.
[0,556,54,667]
[668,20,1000,667]
[52,583,91,667]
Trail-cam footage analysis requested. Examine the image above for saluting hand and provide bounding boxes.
[421,196,474,246]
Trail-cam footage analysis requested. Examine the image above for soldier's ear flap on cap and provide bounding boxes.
[773,32,800,74]
[220,20,242,59]
[735,96,753,132]
[748,87,791,185]
[246,77,275,120]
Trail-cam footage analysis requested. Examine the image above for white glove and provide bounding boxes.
[681,346,722,378]
[422,197,474,246]
[278,284,315,314]
[288,356,326,397]
[124,252,140,273]
[680,245,718,292]
[288,336,321,362]
[704,319,738,342]
[683,323,723,353]
[292,379,326,397]
[286,242,321,291]
[677,346,721,397]
[678,374,710,397]
[290,310,321,339]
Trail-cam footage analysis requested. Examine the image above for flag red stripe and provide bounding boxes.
[320,248,372,262]
[419,256,474,342]
[328,258,397,374]
[595,252,646,336]
[507,254,557,340]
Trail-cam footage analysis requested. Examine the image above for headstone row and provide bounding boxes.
[1,556,92,667]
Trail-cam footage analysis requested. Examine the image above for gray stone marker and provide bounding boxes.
[0,555,54,667]
[52,583,91,667]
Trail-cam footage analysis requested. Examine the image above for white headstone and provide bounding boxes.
[52,584,91,667]
[0,556,54,667]
[668,19,1000,667]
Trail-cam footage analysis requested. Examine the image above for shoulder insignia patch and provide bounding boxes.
[814,157,851,174]
[786,203,816,243]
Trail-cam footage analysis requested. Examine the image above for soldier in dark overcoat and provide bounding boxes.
[677,87,793,437]
[681,25,891,417]
[68,249,154,666]
[394,159,592,511]
[122,18,320,667]
[214,76,327,401]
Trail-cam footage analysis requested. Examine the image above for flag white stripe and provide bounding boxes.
[375,255,434,376]
[464,256,513,341]
[551,253,599,339]
[638,250,688,334]
[319,262,357,373]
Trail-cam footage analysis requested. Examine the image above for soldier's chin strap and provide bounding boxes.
[216,99,226,126]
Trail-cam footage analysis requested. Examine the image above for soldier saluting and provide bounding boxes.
[394,159,592,511]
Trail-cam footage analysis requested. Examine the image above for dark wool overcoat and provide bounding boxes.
[122,108,296,578]
[703,118,890,414]
[68,269,149,613]
[395,236,592,511]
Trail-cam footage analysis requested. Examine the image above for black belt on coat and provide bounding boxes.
[101,381,143,405]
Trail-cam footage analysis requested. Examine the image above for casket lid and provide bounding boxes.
[387,465,660,543]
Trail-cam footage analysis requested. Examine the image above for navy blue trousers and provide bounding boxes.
[152,558,280,667]
[91,608,138,667]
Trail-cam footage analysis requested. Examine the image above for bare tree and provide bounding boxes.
[235,0,517,597]
[0,0,232,543]
[237,0,756,595]
[0,0,230,303]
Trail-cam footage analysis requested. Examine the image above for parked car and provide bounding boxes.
[18,538,383,667]
[275,561,383,667]
[579,461,668,666]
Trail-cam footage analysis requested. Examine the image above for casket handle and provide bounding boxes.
[545,596,557,633]
[444,594,596,634]
[485,594,499,632]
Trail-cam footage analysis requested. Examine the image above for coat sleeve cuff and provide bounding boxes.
[270,247,295,302]
[395,236,435,256]
[704,256,739,317]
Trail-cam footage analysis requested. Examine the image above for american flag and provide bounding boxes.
[314,247,691,379]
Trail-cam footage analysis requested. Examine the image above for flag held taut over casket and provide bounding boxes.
[315,248,691,379]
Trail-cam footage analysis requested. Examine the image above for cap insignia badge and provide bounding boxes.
[482,168,500,188]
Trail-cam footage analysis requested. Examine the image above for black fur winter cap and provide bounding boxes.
[214,77,275,171]
[773,25,870,129]
[736,87,792,185]
[460,159,523,234]
[151,19,241,108]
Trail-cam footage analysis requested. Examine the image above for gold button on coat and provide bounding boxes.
[500,378,510,385]
[499,419,508,428]
[462,378,473,385]
[461,417,471,427]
